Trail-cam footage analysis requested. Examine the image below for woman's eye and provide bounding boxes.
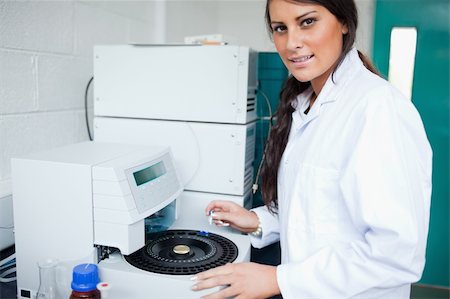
[273,25,287,33]
[301,18,316,27]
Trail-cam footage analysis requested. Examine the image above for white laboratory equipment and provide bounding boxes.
[93,44,258,201]
[94,45,258,124]
[94,117,256,196]
[12,142,251,298]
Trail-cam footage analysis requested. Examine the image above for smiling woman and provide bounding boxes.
[269,1,348,91]
[191,0,433,298]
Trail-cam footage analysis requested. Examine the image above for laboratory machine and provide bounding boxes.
[94,44,258,124]
[12,142,251,299]
[93,44,258,202]
[94,117,256,197]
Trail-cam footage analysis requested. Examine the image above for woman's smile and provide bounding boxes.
[288,54,315,67]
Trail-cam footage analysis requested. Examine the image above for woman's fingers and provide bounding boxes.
[192,263,280,299]
[213,219,230,227]
[210,210,233,223]
[192,266,239,299]
[192,274,229,291]
[201,285,237,299]
[205,200,258,232]
[194,264,233,281]
[204,200,239,215]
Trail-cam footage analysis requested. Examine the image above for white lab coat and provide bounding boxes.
[251,48,432,299]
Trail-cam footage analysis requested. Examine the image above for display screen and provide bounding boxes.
[133,161,166,186]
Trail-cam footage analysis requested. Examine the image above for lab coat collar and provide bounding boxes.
[316,47,363,105]
[292,48,363,130]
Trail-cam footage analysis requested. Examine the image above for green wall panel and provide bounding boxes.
[254,52,288,207]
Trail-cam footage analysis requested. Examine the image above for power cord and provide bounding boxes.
[252,89,274,194]
[0,253,16,283]
[85,76,94,141]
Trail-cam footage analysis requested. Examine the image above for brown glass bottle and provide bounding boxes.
[70,289,101,299]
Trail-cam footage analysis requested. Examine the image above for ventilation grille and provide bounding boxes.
[246,98,256,112]
[244,124,256,192]
[244,166,254,191]
[245,127,256,166]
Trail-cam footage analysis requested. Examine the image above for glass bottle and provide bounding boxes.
[70,264,101,299]
[36,258,61,299]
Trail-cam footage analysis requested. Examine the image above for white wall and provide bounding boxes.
[166,1,219,44]
[355,0,375,57]
[0,0,160,250]
[165,0,275,51]
[216,1,274,51]
[165,0,375,55]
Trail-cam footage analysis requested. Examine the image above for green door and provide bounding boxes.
[373,0,449,287]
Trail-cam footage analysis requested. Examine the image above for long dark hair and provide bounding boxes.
[260,0,379,212]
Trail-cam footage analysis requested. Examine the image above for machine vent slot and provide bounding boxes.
[246,98,256,112]
[245,144,255,166]
[244,166,253,190]
[243,192,253,209]
[245,127,256,166]
[243,125,256,193]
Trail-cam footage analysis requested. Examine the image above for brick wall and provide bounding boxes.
[0,0,160,250]
[0,1,158,196]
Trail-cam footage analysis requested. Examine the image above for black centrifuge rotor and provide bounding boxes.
[125,230,238,275]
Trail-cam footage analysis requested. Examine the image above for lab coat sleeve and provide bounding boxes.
[249,205,280,248]
[276,86,432,298]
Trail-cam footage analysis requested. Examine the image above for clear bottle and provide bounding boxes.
[36,258,62,299]
[70,264,101,299]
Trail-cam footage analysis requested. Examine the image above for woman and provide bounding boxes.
[192,0,432,298]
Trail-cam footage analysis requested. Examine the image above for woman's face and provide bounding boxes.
[269,0,348,92]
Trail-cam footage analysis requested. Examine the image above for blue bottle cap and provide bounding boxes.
[71,263,100,292]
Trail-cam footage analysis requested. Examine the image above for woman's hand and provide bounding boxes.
[205,200,259,233]
[191,262,280,299]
